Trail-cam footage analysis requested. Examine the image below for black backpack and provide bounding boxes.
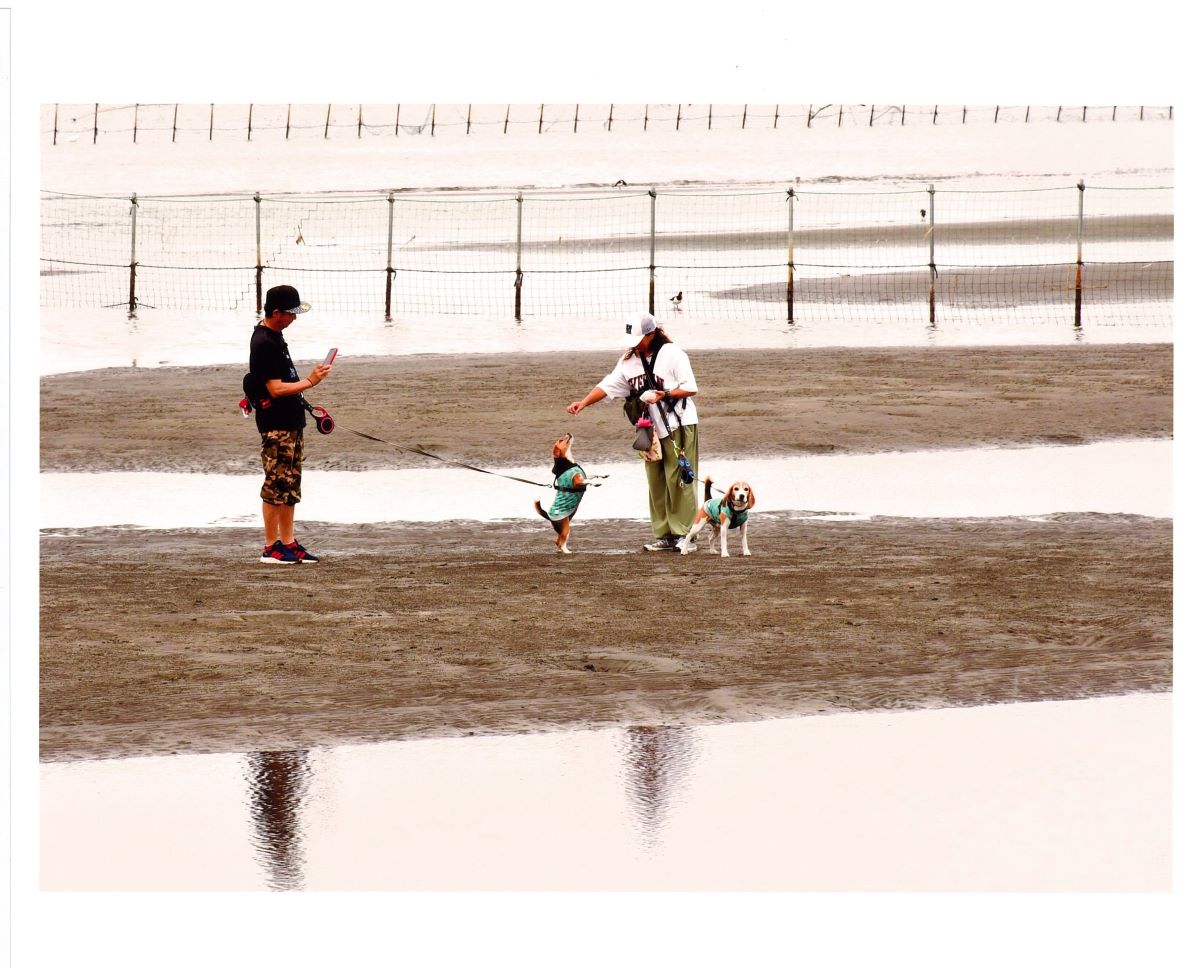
[242,372,270,411]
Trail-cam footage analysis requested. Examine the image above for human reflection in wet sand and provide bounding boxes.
[245,749,312,891]
[621,726,698,848]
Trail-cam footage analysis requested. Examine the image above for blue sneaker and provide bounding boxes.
[260,540,300,564]
[285,540,320,564]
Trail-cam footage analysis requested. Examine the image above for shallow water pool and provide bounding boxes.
[40,694,1170,891]
[40,439,1171,529]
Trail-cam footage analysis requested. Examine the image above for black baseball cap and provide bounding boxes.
[264,284,311,316]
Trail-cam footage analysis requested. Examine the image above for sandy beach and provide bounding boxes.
[41,343,1172,472]
[39,343,1173,761]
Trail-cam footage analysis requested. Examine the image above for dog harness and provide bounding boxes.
[541,463,587,521]
[702,495,748,530]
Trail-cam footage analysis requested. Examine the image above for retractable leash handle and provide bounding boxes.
[299,395,336,435]
[311,408,335,435]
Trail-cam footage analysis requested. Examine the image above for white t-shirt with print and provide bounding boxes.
[598,343,699,439]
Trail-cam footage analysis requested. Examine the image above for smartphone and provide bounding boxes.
[323,348,338,365]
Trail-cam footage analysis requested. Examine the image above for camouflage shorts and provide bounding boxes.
[260,429,304,505]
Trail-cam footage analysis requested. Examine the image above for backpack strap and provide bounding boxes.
[640,343,680,433]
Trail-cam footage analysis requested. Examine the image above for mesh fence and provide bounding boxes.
[41,184,1173,328]
[42,103,1175,143]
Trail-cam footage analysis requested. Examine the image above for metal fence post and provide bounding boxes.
[286,104,292,139]
[385,193,395,322]
[539,103,545,134]
[1075,180,1085,329]
[254,193,263,316]
[247,103,253,141]
[94,103,99,144]
[172,104,179,143]
[786,188,795,324]
[53,103,58,145]
[927,184,937,325]
[127,193,139,319]
[647,190,658,315]
[469,104,474,135]
[133,103,139,143]
[514,192,523,322]
[325,104,331,139]
[358,104,363,138]
[209,103,214,141]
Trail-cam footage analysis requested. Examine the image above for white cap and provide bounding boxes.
[621,311,658,347]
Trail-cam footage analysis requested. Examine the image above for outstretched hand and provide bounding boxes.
[566,401,585,415]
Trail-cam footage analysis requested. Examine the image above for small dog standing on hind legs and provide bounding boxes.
[678,476,755,557]
[534,433,592,554]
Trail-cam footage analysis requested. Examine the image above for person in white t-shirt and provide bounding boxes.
[567,312,700,551]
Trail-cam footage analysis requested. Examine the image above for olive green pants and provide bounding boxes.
[644,425,700,538]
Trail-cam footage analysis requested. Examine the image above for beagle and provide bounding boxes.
[534,433,589,554]
[678,476,755,558]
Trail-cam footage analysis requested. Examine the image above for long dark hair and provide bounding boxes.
[623,328,673,361]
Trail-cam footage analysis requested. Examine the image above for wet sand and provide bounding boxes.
[723,262,1172,307]
[41,343,1172,472]
[39,343,1174,762]
[410,213,1175,254]
[40,515,1171,762]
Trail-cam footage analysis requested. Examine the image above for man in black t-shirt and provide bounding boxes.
[248,284,332,564]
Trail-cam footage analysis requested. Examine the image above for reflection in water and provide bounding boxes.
[245,750,312,891]
[39,696,1170,891]
[621,726,698,848]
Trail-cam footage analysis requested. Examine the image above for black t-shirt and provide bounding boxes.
[248,323,305,433]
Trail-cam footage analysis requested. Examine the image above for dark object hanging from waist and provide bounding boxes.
[242,372,270,411]
[240,373,332,433]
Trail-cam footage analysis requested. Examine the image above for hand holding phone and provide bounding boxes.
[308,349,336,389]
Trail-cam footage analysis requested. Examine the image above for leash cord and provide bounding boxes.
[343,427,606,492]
